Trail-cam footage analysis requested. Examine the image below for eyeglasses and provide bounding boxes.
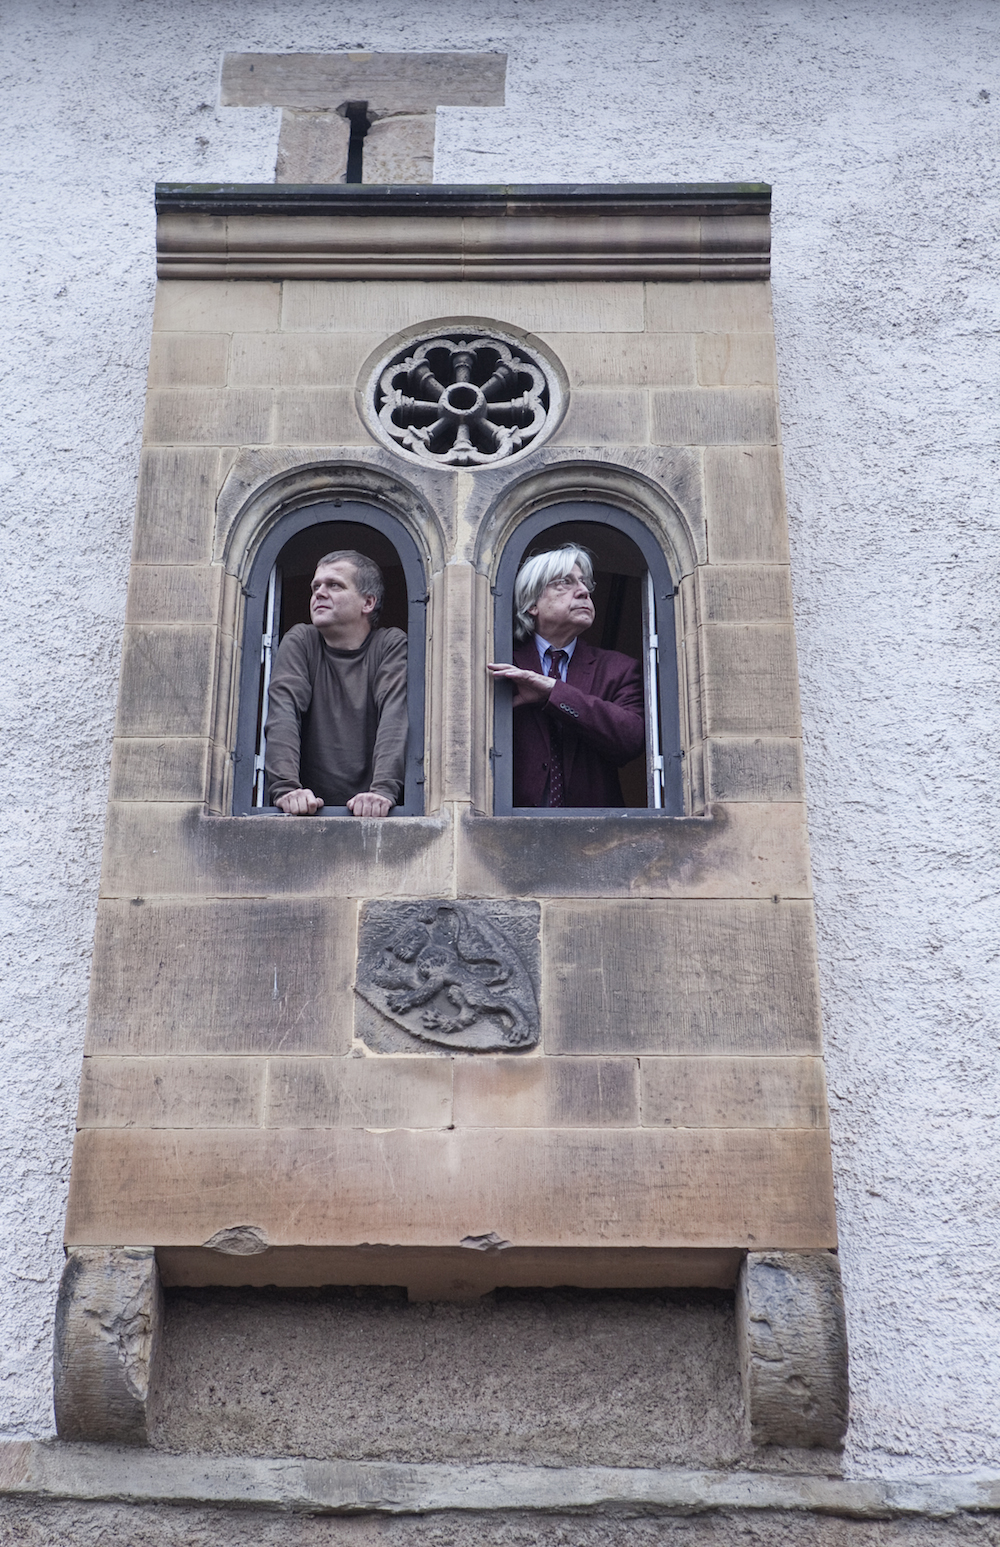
[543,574,595,595]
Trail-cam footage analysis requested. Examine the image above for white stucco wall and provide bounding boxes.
[2,0,998,1478]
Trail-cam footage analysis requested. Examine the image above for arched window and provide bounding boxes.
[232,500,426,816]
[491,502,683,815]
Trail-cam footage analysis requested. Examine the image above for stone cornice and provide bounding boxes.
[155,182,771,281]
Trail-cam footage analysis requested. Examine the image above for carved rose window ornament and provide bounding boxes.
[367,328,561,467]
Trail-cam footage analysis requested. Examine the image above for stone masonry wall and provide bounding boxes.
[2,0,999,1483]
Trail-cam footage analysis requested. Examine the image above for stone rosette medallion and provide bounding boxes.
[355,901,540,1052]
[365,326,561,467]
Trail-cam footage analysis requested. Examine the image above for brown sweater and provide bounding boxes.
[264,624,408,808]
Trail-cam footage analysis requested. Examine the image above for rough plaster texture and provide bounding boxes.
[152,1287,757,1467]
[2,0,1000,1487]
[2,1505,1000,1547]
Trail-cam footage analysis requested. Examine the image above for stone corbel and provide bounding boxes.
[737,1249,849,1448]
[53,1247,163,1445]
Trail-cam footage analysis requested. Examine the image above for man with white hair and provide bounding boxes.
[487,545,645,807]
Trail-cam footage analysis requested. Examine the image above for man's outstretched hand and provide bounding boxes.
[276,787,324,815]
[347,792,393,818]
[487,661,556,707]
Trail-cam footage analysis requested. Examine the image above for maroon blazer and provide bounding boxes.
[511,639,645,807]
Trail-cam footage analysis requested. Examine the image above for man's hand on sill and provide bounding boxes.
[275,788,393,818]
[275,787,325,816]
[346,792,393,818]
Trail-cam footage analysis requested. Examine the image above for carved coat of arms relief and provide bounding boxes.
[355,901,540,1053]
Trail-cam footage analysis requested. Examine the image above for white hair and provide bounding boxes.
[513,546,594,641]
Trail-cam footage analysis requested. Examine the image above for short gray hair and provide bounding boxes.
[514,546,594,641]
[315,550,385,625]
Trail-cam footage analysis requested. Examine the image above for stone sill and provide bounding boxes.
[1,1443,998,1521]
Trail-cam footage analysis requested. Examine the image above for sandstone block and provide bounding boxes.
[453,1057,639,1127]
[143,388,273,445]
[272,387,367,444]
[275,108,351,182]
[98,805,454,901]
[539,331,695,386]
[53,1248,162,1445]
[108,738,210,803]
[543,900,822,1055]
[220,50,507,110]
[265,1057,453,1128]
[704,446,790,563]
[147,333,229,388]
[697,564,793,623]
[431,561,479,805]
[549,388,650,446]
[64,1125,837,1250]
[652,388,779,446]
[86,898,355,1055]
[737,1250,849,1448]
[131,448,221,566]
[125,563,221,624]
[116,625,215,738]
[363,109,436,184]
[229,332,379,386]
[697,332,777,386]
[153,280,281,333]
[701,623,801,737]
[646,280,774,333]
[280,279,645,335]
[640,1055,828,1128]
[706,737,805,802]
[457,803,811,901]
[78,1055,264,1128]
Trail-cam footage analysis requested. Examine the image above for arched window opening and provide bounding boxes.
[492,502,683,816]
[233,500,426,817]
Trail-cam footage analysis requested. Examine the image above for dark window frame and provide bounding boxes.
[491,500,684,817]
[233,499,427,817]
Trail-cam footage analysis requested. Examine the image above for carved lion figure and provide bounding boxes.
[367,903,536,1049]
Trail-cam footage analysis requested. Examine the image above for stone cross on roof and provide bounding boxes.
[221,51,507,184]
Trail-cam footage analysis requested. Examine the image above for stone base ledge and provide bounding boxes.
[2,1444,1000,1522]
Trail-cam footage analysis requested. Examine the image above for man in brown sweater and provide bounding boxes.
[264,550,407,817]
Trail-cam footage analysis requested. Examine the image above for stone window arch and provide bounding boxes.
[232,499,427,816]
[491,501,683,815]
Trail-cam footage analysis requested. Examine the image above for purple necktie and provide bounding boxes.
[546,649,567,807]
